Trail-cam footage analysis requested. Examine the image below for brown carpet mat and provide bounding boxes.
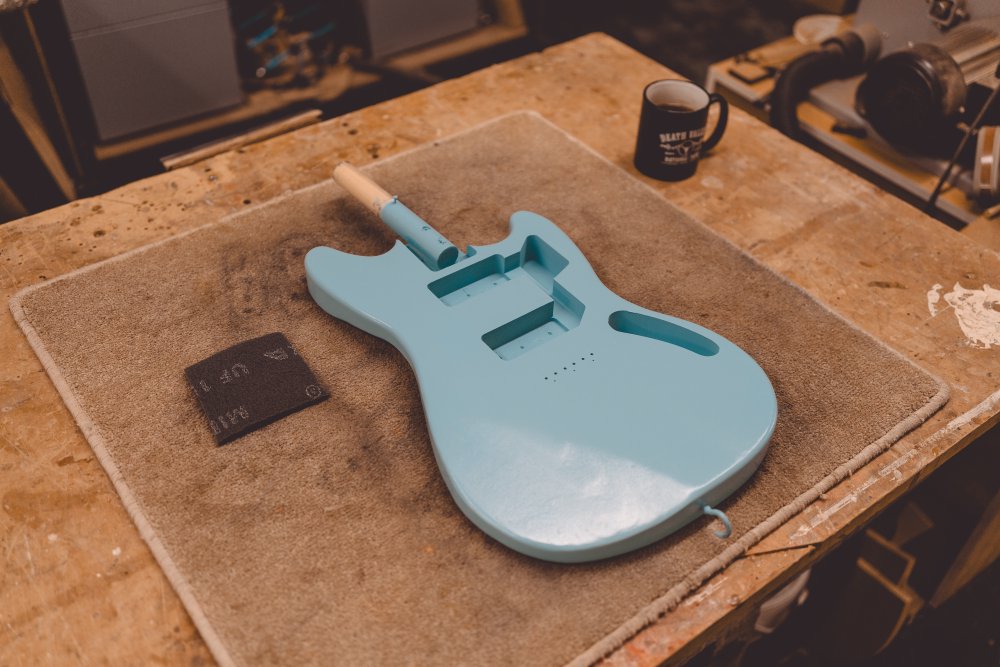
[11,112,948,667]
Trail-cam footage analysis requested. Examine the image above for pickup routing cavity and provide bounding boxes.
[483,300,582,360]
[427,236,585,359]
[428,254,514,306]
[427,236,571,306]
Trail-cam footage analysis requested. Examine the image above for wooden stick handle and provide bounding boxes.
[331,161,459,270]
[333,162,393,214]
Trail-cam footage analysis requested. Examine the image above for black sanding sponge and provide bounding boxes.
[185,332,328,444]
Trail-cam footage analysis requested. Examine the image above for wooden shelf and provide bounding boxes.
[92,23,528,162]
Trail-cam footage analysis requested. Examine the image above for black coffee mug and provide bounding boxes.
[633,79,729,181]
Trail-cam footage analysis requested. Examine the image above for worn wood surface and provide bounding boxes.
[3,34,1000,666]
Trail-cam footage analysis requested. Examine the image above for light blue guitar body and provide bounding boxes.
[306,199,777,563]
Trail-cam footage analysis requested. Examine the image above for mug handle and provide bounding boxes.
[703,93,729,152]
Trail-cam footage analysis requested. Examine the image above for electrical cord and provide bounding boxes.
[925,60,1000,214]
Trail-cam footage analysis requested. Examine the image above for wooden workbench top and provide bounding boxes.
[3,33,1000,666]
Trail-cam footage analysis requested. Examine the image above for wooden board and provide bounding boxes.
[160,110,322,170]
[0,15,76,202]
[3,34,1000,666]
[930,485,1000,606]
[817,557,920,662]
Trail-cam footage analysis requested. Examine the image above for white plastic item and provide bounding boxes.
[754,569,811,635]
[793,15,849,44]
